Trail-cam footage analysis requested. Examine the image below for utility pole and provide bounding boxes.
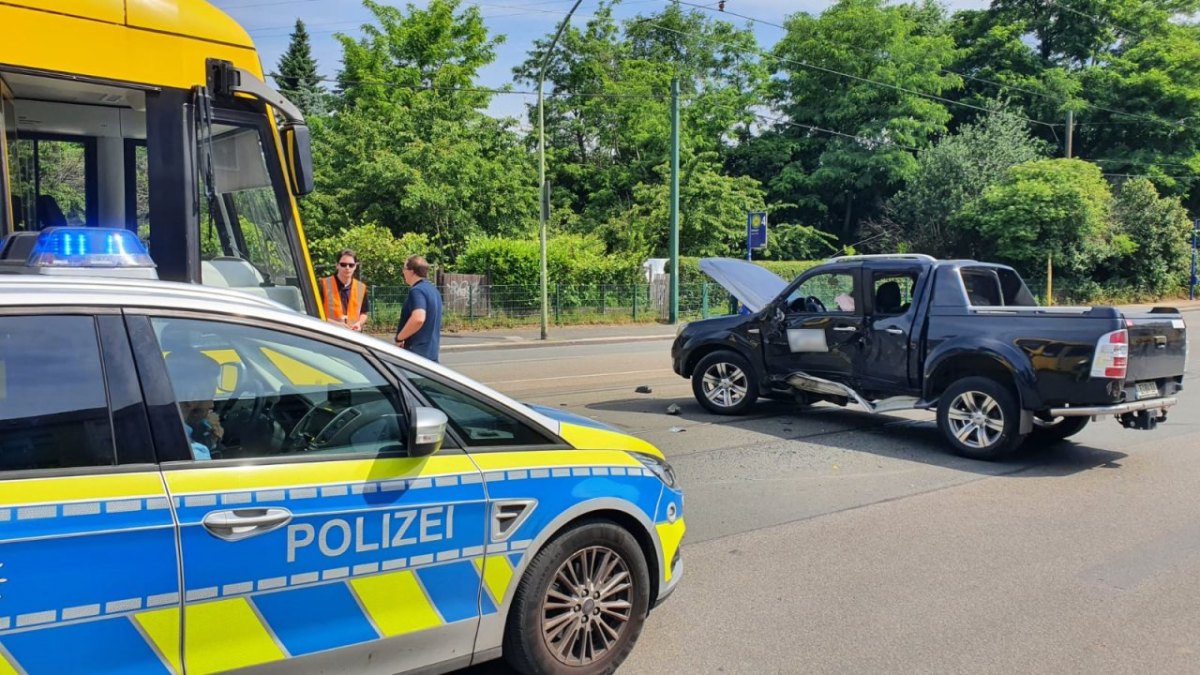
[669,77,680,324]
[1065,110,1074,159]
[537,0,584,340]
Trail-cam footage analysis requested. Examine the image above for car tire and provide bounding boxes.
[1029,416,1090,444]
[692,350,759,415]
[504,520,651,675]
[936,376,1025,461]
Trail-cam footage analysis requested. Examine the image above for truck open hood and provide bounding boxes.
[699,258,789,313]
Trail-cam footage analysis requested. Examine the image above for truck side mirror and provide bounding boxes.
[282,124,315,196]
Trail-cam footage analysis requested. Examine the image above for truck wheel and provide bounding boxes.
[503,521,651,675]
[1029,416,1090,444]
[937,377,1025,460]
[692,350,759,415]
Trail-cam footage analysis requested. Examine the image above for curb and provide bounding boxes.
[441,333,676,353]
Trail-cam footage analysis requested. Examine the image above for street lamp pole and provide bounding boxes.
[537,0,584,340]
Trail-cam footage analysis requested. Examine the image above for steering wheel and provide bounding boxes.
[283,403,326,453]
[216,361,270,430]
[804,295,827,313]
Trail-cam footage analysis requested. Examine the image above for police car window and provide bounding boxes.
[390,365,555,448]
[0,316,116,471]
[152,318,409,461]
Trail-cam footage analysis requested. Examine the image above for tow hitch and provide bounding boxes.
[1119,409,1167,430]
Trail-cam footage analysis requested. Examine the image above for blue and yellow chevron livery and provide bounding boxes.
[0,436,684,674]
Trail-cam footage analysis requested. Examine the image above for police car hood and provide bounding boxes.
[699,258,788,313]
[525,403,665,458]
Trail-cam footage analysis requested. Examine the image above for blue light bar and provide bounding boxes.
[27,227,155,269]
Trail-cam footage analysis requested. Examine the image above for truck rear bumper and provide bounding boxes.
[1049,397,1178,417]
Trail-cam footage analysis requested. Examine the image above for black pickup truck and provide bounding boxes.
[671,255,1188,460]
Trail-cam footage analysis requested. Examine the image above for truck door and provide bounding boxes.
[764,266,864,382]
[860,267,924,393]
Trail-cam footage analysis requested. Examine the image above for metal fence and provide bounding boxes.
[365,281,740,330]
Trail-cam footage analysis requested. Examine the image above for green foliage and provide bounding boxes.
[512,3,769,259]
[1107,178,1195,295]
[739,0,961,239]
[890,109,1047,256]
[754,224,840,261]
[287,0,1200,309]
[672,257,822,287]
[456,235,642,288]
[957,159,1116,283]
[304,0,535,259]
[276,19,327,117]
[308,224,435,286]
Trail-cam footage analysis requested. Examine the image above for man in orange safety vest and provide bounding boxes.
[320,249,370,331]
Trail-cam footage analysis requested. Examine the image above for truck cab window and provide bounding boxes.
[872,273,916,315]
[785,273,857,314]
[961,269,1004,306]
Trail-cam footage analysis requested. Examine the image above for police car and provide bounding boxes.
[0,228,685,674]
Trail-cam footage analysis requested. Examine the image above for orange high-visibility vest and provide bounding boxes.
[322,276,367,323]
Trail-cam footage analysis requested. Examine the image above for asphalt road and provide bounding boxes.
[444,311,1200,674]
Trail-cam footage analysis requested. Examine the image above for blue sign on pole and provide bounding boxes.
[747,211,768,261]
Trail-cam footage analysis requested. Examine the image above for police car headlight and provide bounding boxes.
[634,452,677,488]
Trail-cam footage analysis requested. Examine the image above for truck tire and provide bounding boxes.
[503,521,651,675]
[1029,416,1090,444]
[692,350,759,415]
[936,376,1025,460]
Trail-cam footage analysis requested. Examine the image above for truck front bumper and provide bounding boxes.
[1048,397,1178,418]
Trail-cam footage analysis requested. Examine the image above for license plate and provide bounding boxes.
[1136,382,1159,399]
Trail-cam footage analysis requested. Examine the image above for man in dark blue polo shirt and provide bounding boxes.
[394,255,443,361]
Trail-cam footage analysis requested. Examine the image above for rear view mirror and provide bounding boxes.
[409,406,448,457]
[282,124,315,196]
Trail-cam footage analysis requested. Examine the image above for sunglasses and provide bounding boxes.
[338,262,357,268]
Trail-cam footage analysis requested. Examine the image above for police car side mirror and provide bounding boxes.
[410,406,448,457]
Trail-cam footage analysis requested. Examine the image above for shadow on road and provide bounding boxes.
[585,396,1129,477]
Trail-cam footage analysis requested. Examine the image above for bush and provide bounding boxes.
[307,224,436,286]
[957,159,1117,289]
[1106,178,1194,297]
[456,235,642,288]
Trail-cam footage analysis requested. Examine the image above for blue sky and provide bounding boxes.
[212,0,989,121]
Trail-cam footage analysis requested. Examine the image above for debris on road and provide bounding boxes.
[666,404,681,415]
[636,385,653,394]
[669,426,686,433]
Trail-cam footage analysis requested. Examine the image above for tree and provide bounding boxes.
[746,0,961,240]
[1075,23,1200,212]
[957,159,1120,285]
[1107,178,1194,296]
[889,108,1047,257]
[275,19,327,117]
[512,3,769,258]
[306,0,535,259]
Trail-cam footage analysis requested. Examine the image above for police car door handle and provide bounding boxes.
[202,508,293,542]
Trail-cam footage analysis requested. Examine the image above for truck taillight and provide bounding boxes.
[1091,329,1128,379]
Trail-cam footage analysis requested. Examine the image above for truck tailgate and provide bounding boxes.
[1125,310,1188,383]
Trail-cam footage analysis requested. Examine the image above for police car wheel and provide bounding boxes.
[692,350,759,415]
[504,521,651,675]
